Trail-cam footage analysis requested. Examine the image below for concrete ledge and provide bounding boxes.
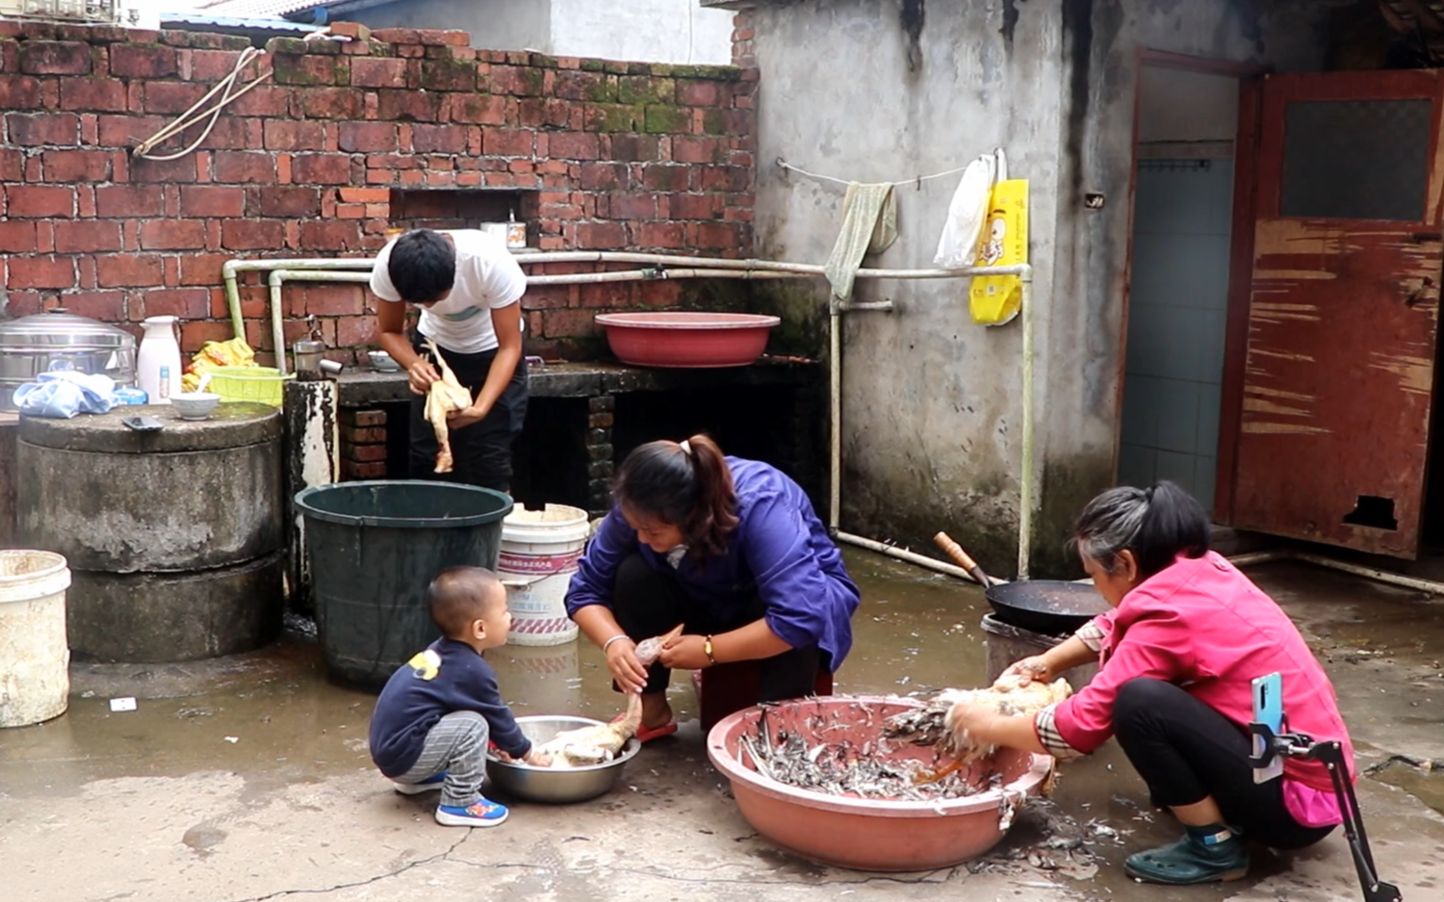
[336,357,820,406]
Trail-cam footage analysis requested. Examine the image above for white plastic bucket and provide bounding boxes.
[499,504,590,646]
[0,550,71,728]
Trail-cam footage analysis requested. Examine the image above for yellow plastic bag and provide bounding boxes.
[969,179,1029,326]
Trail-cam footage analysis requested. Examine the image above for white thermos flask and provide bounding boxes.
[137,315,182,404]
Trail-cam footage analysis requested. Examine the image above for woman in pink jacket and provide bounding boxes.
[949,482,1354,885]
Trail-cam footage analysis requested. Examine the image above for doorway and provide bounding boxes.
[1118,62,1243,511]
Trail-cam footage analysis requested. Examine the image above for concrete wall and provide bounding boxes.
[352,0,733,64]
[745,0,1332,575]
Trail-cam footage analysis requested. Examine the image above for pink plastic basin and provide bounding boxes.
[594,312,781,368]
[707,696,1054,872]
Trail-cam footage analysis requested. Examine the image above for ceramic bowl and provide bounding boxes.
[368,350,401,372]
[171,392,220,420]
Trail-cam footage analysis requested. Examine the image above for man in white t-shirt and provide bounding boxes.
[371,228,528,491]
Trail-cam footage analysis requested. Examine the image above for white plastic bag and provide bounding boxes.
[933,148,1007,268]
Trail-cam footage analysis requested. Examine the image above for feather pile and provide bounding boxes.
[884,677,1073,762]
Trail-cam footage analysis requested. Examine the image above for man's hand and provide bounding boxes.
[445,403,490,430]
[407,359,439,396]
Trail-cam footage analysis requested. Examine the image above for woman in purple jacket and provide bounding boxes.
[565,434,860,739]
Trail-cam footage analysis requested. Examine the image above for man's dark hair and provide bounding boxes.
[388,229,456,303]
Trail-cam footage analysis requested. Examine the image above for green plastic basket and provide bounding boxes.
[208,366,293,407]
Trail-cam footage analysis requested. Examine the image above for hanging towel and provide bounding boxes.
[823,181,897,301]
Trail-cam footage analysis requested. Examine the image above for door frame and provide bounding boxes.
[1116,49,1266,517]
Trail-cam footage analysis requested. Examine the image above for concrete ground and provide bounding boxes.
[2,551,1443,901]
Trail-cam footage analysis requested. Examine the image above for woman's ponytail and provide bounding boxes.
[614,433,739,557]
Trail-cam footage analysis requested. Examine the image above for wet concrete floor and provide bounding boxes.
[2,551,1443,900]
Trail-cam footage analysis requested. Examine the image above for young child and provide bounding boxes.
[368,566,548,827]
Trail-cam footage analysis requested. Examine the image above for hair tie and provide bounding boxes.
[678,439,692,457]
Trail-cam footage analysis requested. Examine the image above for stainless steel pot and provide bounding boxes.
[484,716,641,803]
[0,308,137,410]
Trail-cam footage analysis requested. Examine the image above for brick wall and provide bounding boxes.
[0,20,757,361]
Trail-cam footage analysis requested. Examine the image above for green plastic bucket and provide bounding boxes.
[295,480,513,687]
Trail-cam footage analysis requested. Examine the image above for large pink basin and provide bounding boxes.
[706,696,1054,872]
[594,312,780,368]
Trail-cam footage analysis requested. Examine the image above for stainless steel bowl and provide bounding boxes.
[485,715,641,803]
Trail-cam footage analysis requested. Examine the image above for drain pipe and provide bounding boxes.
[268,270,373,374]
[1225,548,1444,596]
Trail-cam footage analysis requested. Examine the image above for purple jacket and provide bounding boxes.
[565,458,860,669]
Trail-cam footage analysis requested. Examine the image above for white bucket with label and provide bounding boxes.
[0,550,71,728]
[498,504,590,646]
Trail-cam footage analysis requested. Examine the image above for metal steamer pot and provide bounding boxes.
[0,309,137,411]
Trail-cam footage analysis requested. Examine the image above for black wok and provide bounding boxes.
[983,580,1110,636]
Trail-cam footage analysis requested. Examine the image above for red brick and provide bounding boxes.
[642,164,691,191]
[330,21,372,40]
[298,220,364,252]
[42,149,112,181]
[262,119,325,151]
[575,221,626,249]
[189,49,246,80]
[96,184,165,217]
[672,136,722,164]
[139,287,210,319]
[6,185,74,218]
[110,44,178,79]
[554,71,608,101]
[692,221,743,250]
[350,56,409,88]
[212,151,276,183]
[547,131,599,161]
[579,162,626,190]
[0,75,43,108]
[0,148,21,181]
[5,112,80,146]
[670,193,723,219]
[338,187,389,203]
[631,221,686,249]
[450,93,512,125]
[220,219,285,250]
[298,87,360,119]
[6,256,76,289]
[180,186,246,217]
[677,80,721,107]
[371,28,422,44]
[482,127,534,156]
[59,77,127,112]
[180,319,235,353]
[272,53,341,86]
[420,59,476,92]
[229,85,291,117]
[143,81,209,115]
[337,121,397,152]
[54,221,122,253]
[301,282,364,314]
[376,89,443,122]
[96,113,165,147]
[419,29,469,47]
[603,193,656,219]
[175,253,228,286]
[248,186,320,217]
[607,133,661,161]
[345,408,387,427]
[700,165,750,192]
[61,290,126,321]
[0,221,38,253]
[542,308,597,338]
[410,123,466,153]
[20,41,91,75]
[140,219,207,250]
[292,154,353,185]
[96,254,165,287]
[129,154,198,183]
[490,65,544,97]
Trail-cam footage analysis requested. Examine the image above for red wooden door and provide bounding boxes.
[1226,71,1444,557]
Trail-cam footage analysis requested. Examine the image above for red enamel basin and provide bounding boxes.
[594,312,781,368]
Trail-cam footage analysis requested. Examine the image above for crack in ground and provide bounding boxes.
[438,854,958,887]
[219,834,470,902]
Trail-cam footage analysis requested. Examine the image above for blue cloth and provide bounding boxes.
[566,458,860,670]
[368,638,530,777]
[14,371,117,418]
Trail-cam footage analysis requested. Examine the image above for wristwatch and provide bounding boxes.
[703,635,716,666]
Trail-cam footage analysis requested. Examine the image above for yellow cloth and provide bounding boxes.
[823,181,897,301]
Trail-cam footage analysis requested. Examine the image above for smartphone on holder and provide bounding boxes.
[1252,671,1285,784]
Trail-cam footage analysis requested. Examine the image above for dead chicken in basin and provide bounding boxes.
[533,691,642,767]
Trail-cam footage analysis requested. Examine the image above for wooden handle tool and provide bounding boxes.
[933,531,994,588]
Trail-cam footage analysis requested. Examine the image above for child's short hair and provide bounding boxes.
[388,229,455,303]
[426,566,504,638]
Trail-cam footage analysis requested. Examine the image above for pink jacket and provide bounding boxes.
[1052,552,1354,804]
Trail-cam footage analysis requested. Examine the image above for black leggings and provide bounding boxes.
[611,553,822,700]
[1114,678,1335,850]
[407,336,527,493]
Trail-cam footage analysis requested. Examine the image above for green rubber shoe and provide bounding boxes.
[1124,832,1249,885]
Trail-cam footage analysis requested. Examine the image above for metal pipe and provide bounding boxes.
[835,531,975,581]
[1291,552,1444,596]
[829,295,842,532]
[267,270,372,374]
[525,268,807,286]
[839,300,895,312]
[1017,266,1036,579]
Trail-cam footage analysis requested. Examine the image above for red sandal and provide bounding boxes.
[611,713,678,743]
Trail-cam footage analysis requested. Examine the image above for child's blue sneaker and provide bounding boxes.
[392,772,447,795]
[435,797,509,828]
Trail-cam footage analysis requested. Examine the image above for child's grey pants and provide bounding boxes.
[395,711,489,808]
